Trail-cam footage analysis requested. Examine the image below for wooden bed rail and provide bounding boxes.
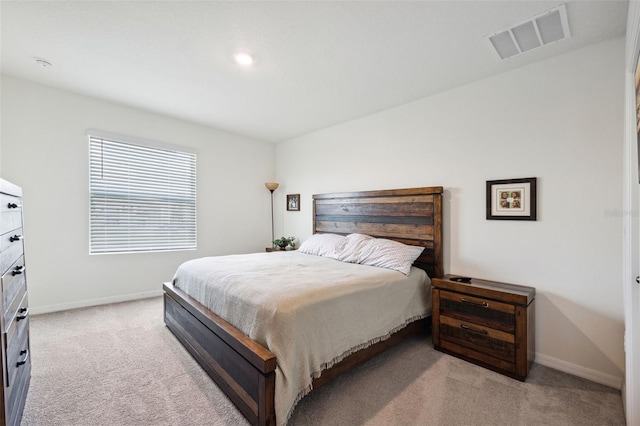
[163,282,276,425]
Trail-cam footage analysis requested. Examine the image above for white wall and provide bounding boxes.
[0,75,276,313]
[623,3,640,421]
[276,38,625,386]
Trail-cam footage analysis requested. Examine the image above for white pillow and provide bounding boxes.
[359,238,424,275]
[333,233,374,263]
[297,233,346,257]
[336,234,424,275]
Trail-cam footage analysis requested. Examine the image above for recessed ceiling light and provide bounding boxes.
[233,52,254,66]
[34,58,53,68]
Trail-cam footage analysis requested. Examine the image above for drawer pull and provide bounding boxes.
[12,266,25,276]
[9,234,23,242]
[16,349,29,367]
[7,202,21,209]
[16,307,28,321]
[460,297,489,308]
[460,324,488,335]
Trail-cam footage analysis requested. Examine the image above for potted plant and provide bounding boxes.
[273,236,296,250]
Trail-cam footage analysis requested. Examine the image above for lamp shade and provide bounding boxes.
[265,182,279,191]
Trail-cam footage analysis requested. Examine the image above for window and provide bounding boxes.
[89,134,196,254]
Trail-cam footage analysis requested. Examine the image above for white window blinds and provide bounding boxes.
[89,135,196,254]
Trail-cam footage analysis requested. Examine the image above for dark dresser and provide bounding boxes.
[0,179,30,426]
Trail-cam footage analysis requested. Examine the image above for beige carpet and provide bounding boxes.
[22,297,625,425]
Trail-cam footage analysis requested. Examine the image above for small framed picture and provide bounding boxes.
[287,194,300,211]
[486,177,537,221]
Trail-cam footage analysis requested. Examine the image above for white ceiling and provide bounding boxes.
[0,1,628,143]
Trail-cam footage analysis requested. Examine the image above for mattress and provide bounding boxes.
[172,251,431,425]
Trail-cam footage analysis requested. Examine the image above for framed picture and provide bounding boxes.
[286,194,300,211]
[486,177,537,221]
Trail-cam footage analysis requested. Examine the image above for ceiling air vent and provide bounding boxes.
[487,4,571,60]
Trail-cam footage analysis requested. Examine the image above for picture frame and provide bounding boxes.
[486,177,537,221]
[286,194,300,211]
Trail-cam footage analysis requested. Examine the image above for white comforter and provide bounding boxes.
[172,251,431,425]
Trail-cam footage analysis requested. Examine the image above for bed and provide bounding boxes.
[163,186,443,426]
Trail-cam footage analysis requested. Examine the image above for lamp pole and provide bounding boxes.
[265,183,279,247]
[269,189,275,247]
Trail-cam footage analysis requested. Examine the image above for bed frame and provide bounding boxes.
[163,186,443,425]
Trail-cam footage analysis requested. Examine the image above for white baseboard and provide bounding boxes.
[29,290,163,315]
[535,352,623,390]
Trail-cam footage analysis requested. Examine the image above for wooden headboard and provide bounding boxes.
[312,186,444,279]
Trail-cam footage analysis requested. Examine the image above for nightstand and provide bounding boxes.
[265,247,296,252]
[431,275,535,381]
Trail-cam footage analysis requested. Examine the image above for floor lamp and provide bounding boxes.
[265,182,279,247]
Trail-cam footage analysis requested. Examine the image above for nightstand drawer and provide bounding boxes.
[438,339,516,375]
[439,290,515,333]
[439,315,515,362]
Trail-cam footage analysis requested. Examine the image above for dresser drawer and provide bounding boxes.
[5,351,29,426]
[5,292,28,352]
[0,194,22,214]
[2,257,26,330]
[4,292,29,389]
[0,194,22,236]
[439,290,515,333]
[0,229,24,276]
